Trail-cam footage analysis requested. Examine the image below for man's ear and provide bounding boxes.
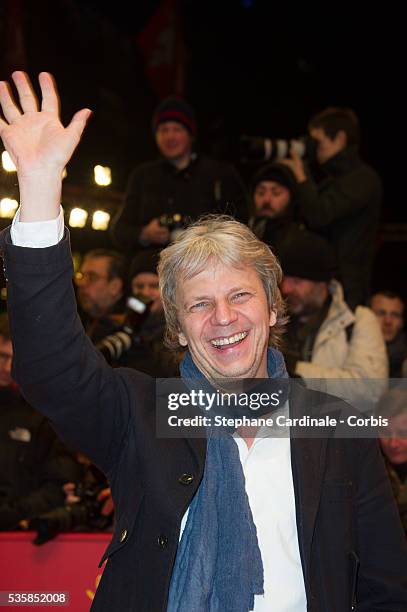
[336,129,347,149]
[178,330,188,347]
[269,309,277,328]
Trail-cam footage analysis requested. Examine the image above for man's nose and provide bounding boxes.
[210,300,238,326]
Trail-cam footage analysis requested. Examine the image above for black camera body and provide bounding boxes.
[30,483,111,545]
[159,212,185,230]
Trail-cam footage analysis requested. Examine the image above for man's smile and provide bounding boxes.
[210,331,249,349]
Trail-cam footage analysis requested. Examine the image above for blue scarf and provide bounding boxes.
[167,348,288,612]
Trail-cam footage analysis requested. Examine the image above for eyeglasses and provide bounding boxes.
[74,271,110,285]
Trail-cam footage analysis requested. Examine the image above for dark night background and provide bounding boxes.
[0,0,404,293]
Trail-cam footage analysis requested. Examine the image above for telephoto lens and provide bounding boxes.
[96,295,152,364]
[240,134,314,163]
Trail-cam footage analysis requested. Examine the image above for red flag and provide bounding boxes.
[137,0,186,98]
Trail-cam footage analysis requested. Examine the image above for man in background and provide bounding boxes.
[248,162,303,254]
[370,291,407,378]
[279,229,388,402]
[111,97,248,251]
[377,387,407,534]
[281,107,382,309]
[75,248,127,343]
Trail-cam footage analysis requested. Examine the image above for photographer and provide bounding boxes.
[248,161,304,254]
[280,107,382,310]
[75,248,128,344]
[111,97,248,251]
[97,249,179,376]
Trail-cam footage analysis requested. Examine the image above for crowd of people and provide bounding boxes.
[0,72,406,610]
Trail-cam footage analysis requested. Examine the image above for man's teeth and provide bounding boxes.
[211,332,248,347]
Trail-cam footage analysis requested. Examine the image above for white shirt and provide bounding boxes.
[179,421,307,612]
[234,427,306,611]
[11,209,307,612]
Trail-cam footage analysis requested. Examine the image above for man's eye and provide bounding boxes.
[231,292,250,303]
[190,302,210,312]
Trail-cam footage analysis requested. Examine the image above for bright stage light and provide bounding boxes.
[94,165,111,186]
[0,197,19,218]
[68,207,88,228]
[92,210,110,230]
[2,151,16,172]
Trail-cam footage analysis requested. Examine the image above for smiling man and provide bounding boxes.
[176,263,276,380]
[0,72,406,611]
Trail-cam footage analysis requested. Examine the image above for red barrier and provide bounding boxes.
[0,532,110,610]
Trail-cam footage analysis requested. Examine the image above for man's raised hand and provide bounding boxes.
[0,72,91,178]
[0,72,91,221]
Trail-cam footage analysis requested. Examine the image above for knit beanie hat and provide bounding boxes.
[251,162,297,195]
[152,97,197,136]
[278,227,336,282]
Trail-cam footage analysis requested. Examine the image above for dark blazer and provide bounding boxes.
[1,228,406,612]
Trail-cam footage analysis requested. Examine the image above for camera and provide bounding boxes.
[159,213,186,241]
[240,134,316,163]
[29,483,112,545]
[96,294,153,364]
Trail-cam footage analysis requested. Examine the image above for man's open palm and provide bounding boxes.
[0,72,91,179]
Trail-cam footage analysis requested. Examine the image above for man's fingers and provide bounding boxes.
[66,108,92,141]
[11,71,39,113]
[0,80,22,123]
[38,71,60,113]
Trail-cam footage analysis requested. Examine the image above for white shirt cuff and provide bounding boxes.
[10,206,65,247]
